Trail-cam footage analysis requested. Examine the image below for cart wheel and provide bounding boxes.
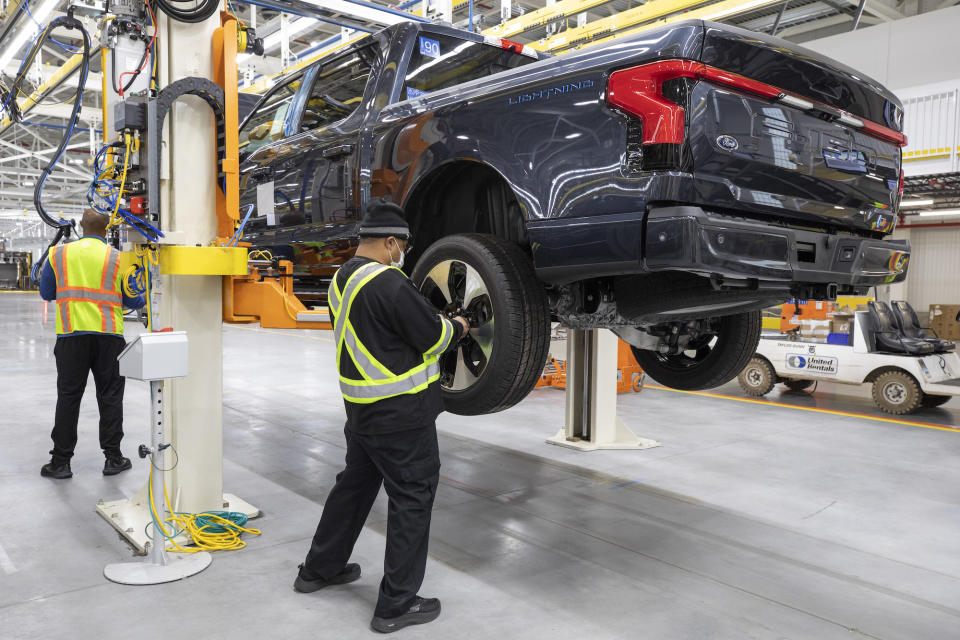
[783,379,814,392]
[921,393,952,408]
[737,356,775,397]
[632,373,645,393]
[872,371,922,414]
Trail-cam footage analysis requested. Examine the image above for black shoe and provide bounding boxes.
[371,597,441,634]
[40,460,72,479]
[293,563,361,593]
[103,456,132,476]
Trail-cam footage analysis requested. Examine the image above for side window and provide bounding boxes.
[299,44,380,132]
[239,74,303,156]
[401,33,537,101]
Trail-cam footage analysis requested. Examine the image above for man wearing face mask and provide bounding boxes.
[293,199,469,634]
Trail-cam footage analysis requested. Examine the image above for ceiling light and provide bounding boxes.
[918,209,960,217]
[900,199,934,207]
[0,0,62,75]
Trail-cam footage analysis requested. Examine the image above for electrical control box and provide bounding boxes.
[114,99,147,132]
[118,331,189,381]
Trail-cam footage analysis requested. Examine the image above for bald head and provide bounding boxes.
[81,210,108,237]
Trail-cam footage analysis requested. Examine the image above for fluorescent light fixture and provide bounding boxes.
[900,199,934,207]
[0,0,62,74]
[918,209,960,217]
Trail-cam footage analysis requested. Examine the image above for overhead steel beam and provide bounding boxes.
[535,0,711,51]
[0,139,93,180]
[484,0,616,39]
[776,12,851,36]
[0,48,96,138]
[842,0,904,22]
[559,0,784,52]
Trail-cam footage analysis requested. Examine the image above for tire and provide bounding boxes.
[737,356,776,397]
[921,394,952,408]
[631,311,762,390]
[783,379,814,392]
[410,233,550,416]
[871,371,922,415]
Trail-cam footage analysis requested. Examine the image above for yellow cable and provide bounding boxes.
[107,134,132,229]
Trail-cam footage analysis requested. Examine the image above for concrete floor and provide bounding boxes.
[2,291,960,639]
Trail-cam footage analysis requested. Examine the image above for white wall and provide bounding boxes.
[805,9,960,309]
[804,6,960,91]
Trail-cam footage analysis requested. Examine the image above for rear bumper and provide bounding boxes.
[644,206,909,288]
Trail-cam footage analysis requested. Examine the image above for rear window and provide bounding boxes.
[401,33,537,101]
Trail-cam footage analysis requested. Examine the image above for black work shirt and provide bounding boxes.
[332,257,459,434]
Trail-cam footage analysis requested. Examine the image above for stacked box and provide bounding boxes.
[929,304,960,340]
[799,319,830,342]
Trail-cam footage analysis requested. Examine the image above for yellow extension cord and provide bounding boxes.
[107,133,132,230]
[148,464,261,553]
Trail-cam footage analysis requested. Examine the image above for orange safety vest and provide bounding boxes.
[49,238,124,336]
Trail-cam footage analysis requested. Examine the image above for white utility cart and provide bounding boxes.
[739,309,960,414]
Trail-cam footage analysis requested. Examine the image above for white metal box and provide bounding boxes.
[118,331,189,381]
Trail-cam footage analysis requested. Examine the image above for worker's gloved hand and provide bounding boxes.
[453,316,470,340]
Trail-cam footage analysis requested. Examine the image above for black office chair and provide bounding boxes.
[891,300,956,353]
[867,301,935,355]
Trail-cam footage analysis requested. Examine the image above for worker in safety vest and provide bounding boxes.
[294,201,469,634]
[38,210,145,479]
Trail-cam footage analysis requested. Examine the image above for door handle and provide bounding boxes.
[322,144,354,159]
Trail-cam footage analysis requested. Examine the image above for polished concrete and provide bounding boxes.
[2,291,959,639]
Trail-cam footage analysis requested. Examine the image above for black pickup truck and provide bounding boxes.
[238,19,910,415]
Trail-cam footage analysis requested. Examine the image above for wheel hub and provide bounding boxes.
[745,367,763,386]
[419,259,494,392]
[883,381,907,404]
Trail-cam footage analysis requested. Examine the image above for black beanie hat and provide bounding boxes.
[358,200,411,239]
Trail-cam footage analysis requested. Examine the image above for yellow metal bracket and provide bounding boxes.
[159,246,248,275]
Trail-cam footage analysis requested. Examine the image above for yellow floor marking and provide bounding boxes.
[643,384,960,433]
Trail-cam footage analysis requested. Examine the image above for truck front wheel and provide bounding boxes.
[631,311,761,390]
[411,234,550,416]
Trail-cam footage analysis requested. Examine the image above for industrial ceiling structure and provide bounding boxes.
[0,0,952,247]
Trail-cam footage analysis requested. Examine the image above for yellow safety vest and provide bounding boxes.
[49,238,124,336]
[329,261,454,404]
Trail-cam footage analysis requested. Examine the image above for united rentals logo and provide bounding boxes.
[786,354,838,374]
[508,79,595,105]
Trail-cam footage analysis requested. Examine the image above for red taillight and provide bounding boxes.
[606,59,907,148]
[898,169,905,198]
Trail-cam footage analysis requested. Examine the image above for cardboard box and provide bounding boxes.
[929,304,960,341]
[800,319,831,341]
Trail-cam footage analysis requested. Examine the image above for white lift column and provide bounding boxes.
[547,329,660,451]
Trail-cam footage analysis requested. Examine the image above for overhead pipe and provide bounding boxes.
[236,0,376,32]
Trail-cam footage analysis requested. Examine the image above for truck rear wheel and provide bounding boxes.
[631,311,761,390]
[411,234,550,416]
[738,356,776,397]
[871,371,922,414]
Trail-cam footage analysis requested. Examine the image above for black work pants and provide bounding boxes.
[304,422,441,618]
[51,334,127,462]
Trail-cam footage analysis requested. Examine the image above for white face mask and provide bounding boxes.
[389,239,405,270]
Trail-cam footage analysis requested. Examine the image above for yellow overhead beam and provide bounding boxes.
[535,0,712,51]
[562,0,783,52]
[0,51,87,136]
[483,0,616,39]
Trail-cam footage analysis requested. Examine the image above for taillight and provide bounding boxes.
[898,169,905,198]
[606,59,907,149]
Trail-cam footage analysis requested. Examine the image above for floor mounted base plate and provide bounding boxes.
[104,551,212,585]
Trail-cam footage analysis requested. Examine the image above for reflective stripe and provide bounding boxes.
[51,247,66,287]
[101,249,120,290]
[343,325,394,381]
[57,288,121,303]
[339,361,440,403]
[58,302,72,333]
[331,262,389,352]
[328,274,342,311]
[424,317,453,356]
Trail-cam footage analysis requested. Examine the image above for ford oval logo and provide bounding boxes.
[717,135,739,151]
